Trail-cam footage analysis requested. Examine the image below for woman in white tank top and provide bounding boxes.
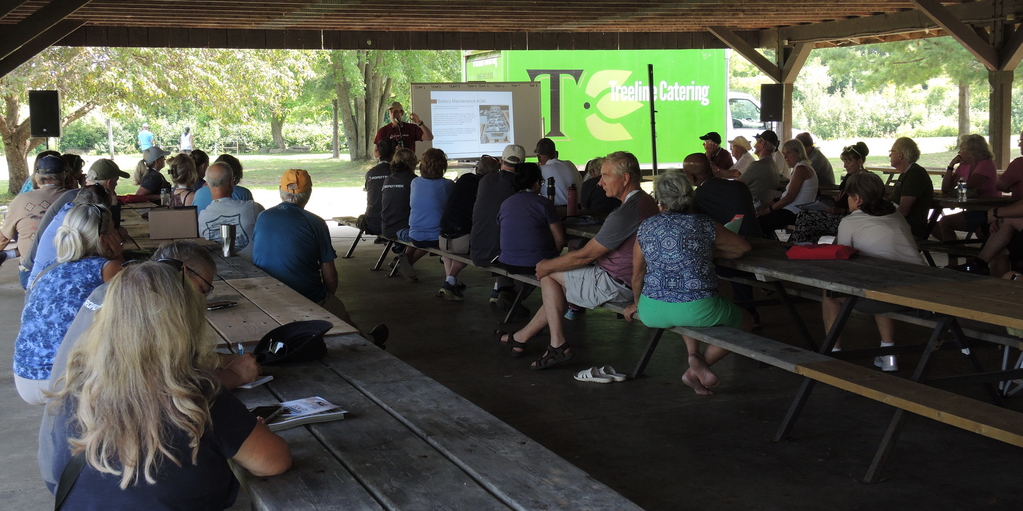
[757,139,819,238]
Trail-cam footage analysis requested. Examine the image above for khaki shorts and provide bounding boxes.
[563,265,633,309]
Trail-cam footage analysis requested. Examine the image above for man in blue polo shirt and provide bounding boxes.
[253,169,353,326]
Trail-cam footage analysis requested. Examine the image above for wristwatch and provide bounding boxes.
[417,122,424,127]
[993,207,1000,219]
[1012,273,1021,281]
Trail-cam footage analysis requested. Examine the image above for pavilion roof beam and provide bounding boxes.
[0,0,91,62]
[708,26,781,82]
[912,0,999,70]
[780,43,812,83]
[763,0,1020,48]
[999,22,1023,70]
[0,0,30,22]
[0,19,86,78]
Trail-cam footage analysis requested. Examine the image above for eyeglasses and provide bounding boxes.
[157,259,214,297]
[123,258,214,296]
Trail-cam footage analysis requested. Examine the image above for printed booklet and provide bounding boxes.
[268,396,347,432]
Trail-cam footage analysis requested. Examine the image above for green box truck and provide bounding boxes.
[464,49,773,165]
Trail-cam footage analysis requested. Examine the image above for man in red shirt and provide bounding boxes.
[700,131,734,173]
[373,102,434,153]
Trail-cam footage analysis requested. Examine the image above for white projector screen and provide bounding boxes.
[410,82,543,159]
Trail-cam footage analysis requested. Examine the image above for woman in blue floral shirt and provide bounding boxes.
[623,169,752,395]
[13,204,123,404]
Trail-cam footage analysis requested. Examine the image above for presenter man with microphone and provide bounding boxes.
[374,102,434,153]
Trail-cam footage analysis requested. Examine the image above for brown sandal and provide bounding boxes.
[494,330,527,358]
[530,343,573,370]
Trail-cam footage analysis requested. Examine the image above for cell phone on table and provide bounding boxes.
[206,301,237,311]
[249,405,284,422]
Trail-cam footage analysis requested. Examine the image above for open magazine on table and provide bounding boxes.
[268,396,347,432]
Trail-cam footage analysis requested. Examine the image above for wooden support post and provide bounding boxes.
[989,70,1014,168]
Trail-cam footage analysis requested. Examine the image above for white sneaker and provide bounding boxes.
[874,355,898,372]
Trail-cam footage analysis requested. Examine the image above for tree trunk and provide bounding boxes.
[270,114,286,150]
[0,97,96,194]
[958,80,970,139]
[333,52,364,160]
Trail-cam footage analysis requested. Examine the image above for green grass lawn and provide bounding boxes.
[223,154,375,189]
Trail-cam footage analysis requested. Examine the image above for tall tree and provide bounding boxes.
[818,38,987,138]
[236,50,316,150]
[313,50,459,160]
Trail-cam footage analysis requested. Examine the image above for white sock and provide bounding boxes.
[494,282,500,290]
[446,276,456,286]
[2,249,16,259]
[880,342,894,347]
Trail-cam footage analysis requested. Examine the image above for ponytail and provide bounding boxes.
[133,159,149,186]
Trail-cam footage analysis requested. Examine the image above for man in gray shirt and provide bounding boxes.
[797,132,834,186]
[741,131,782,210]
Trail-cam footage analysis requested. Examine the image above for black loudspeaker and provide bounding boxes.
[29,90,61,138]
[760,84,784,122]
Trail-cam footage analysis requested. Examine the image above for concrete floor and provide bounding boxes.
[2,226,1022,510]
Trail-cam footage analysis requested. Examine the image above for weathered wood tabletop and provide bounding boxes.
[206,234,641,510]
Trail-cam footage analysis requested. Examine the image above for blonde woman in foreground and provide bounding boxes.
[41,261,290,509]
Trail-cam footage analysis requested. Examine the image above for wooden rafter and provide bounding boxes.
[0,19,86,77]
[913,0,999,70]
[708,26,781,82]
[0,0,91,61]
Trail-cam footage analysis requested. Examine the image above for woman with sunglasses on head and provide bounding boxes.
[13,204,123,405]
[40,261,291,508]
[790,142,870,244]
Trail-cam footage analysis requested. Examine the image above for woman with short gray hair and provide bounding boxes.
[623,169,753,395]
[935,134,999,260]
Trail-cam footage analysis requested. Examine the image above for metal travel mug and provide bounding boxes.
[220,224,237,257]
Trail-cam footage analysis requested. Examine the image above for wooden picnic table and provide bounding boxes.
[209,254,642,510]
[554,223,1023,479]
[714,237,1023,480]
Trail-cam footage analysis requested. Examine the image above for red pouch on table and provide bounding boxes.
[785,244,859,260]
[118,194,148,204]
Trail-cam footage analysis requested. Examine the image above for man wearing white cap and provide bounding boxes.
[728,136,754,174]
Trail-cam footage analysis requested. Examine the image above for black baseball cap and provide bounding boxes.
[754,131,780,151]
[699,132,722,144]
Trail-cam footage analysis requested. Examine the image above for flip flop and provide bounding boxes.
[596,365,627,382]
[574,367,613,383]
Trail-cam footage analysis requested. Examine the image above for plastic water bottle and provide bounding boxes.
[956,179,967,202]
[547,177,556,203]
[567,184,578,216]
[160,187,170,206]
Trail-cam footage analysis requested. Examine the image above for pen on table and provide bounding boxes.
[236,343,244,356]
